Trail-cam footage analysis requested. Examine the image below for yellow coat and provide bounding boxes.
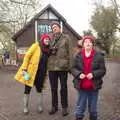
[14,42,42,87]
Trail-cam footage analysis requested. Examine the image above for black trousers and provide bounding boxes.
[24,69,44,94]
[48,71,68,108]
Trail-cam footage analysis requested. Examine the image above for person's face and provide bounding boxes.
[43,38,50,45]
[51,24,61,33]
[83,39,93,51]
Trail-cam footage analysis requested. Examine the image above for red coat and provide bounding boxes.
[79,49,95,90]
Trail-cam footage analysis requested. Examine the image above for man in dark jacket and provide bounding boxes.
[48,21,72,116]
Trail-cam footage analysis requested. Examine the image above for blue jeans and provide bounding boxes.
[75,89,99,119]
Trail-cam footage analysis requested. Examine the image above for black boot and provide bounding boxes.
[62,108,69,116]
[76,117,83,120]
[49,107,58,115]
[90,115,97,120]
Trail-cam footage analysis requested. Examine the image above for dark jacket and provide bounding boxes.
[71,51,106,90]
[48,33,72,71]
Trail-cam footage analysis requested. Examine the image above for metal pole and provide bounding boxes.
[35,20,38,42]
[60,21,63,33]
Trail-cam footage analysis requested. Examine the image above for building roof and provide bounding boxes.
[12,4,81,41]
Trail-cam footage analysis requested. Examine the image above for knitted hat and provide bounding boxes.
[82,36,95,45]
[40,34,50,41]
[40,34,50,53]
[50,21,61,28]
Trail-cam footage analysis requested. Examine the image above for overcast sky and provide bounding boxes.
[41,0,113,36]
[42,0,94,35]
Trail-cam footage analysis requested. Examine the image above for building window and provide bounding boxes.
[39,11,58,20]
[37,24,52,38]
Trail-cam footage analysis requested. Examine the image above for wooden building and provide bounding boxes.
[12,4,81,59]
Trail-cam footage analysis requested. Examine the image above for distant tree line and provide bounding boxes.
[83,0,120,57]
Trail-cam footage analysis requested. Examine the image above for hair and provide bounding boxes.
[50,21,61,28]
[82,36,95,46]
[40,34,50,41]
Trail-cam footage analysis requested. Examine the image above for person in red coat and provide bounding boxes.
[71,36,106,120]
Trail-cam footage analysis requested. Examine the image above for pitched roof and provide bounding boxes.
[12,4,81,41]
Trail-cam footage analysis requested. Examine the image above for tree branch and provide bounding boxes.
[9,0,33,6]
[111,0,120,18]
[0,20,18,23]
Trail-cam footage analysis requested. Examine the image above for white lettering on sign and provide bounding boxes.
[17,47,28,54]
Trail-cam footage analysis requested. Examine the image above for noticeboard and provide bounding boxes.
[37,24,52,39]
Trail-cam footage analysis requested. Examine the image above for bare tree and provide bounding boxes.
[0,0,43,53]
[111,0,120,18]
[91,0,120,56]
[0,0,42,33]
